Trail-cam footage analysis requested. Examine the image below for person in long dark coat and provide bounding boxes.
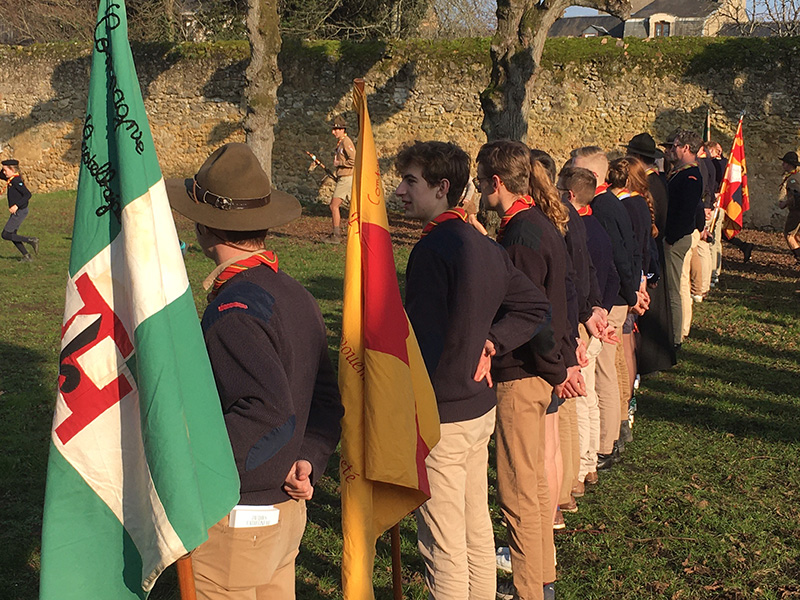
[625,133,676,375]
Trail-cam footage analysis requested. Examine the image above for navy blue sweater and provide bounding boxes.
[405,218,551,423]
[493,207,572,387]
[6,176,31,210]
[590,190,638,306]
[582,213,620,312]
[665,165,703,245]
[202,264,343,505]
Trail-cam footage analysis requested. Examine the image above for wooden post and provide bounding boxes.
[390,523,402,600]
[176,555,197,600]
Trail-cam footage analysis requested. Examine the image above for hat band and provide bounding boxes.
[190,178,270,211]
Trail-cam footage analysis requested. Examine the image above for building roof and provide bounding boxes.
[548,15,624,38]
[632,0,721,19]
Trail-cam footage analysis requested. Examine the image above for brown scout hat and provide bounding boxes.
[331,115,347,129]
[780,151,799,167]
[166,143,301,231]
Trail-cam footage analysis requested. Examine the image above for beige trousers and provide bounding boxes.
[666,230,699,345]
[711,214,724,280]
[616,336,630,424]
[495,378,556,600]
[691,220,713,296]
[557,397,579,506]
[416,408,497,600]
[191,499,307,600]
[594,304,627,454]
[575,332,602,481]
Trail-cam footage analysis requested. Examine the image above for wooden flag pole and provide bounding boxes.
[390,523,403,600]
[176,555,198,600]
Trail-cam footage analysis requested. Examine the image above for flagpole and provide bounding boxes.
[176,556,197,600]
[390,523,403,600]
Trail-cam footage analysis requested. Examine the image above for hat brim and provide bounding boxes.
[779,155,800,166]
[623,144,664,159]
[166,177,302,231]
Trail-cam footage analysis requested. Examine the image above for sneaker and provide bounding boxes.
[496,547,512,573]
[20,253,33,263]
[691,294,703,303]
[553,507,565,530]
[322,233,341,244]
[28,237,39,255]
[620,420,633,443]
[543,582,555,600]
[742,242,754,263]
[571,480,585,498]
[496,580,515,600]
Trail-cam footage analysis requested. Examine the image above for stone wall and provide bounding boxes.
[1,37,799,229]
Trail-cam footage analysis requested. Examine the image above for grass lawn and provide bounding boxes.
[1,191,799,600]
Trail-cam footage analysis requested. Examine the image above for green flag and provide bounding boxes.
[40,1,239,598]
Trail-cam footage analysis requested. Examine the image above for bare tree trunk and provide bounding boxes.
[165,0,176,42]
[244,0,282,178]
[482,0,631,143]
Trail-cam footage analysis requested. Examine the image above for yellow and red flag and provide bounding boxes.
[339,79,440,600]
[718,116,750,239]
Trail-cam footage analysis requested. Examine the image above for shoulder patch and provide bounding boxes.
[202,280,276,333]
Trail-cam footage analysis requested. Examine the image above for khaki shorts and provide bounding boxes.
[785,210,800,236]
[332,175,353,208]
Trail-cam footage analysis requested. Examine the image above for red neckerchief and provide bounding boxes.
[668,162,698,181]
[210,250,278,299]
[496,195,535,243]
[781,167,800,191]
[595,182,610,195]
[421,207,468,238]
[577,205,592,217]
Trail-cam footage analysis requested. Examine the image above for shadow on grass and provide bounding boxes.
[0,341,53,598]
[642,362,800,445]
[690,324,800,368]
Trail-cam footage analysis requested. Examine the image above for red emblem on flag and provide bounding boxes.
[56,274,134,444]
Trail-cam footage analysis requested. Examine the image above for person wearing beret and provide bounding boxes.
[778,151,800,264]
[1,159,39,262]
[166,143,343,599]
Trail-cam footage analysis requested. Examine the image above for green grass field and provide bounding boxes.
[1,191,799,600]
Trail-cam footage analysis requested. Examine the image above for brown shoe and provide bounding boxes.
[584,471,598,485]
[553,507,565,530]
[571,480,585,498]
[559,497,578,513]
[321,232,342,244]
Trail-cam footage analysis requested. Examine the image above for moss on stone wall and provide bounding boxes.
[2,35,797,78]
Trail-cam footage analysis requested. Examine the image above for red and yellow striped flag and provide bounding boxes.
[339,79,440,600]
[719,116,750,239]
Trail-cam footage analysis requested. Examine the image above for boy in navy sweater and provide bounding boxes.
[398,141,550,600]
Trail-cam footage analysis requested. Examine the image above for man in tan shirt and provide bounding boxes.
[324,115,356,243]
